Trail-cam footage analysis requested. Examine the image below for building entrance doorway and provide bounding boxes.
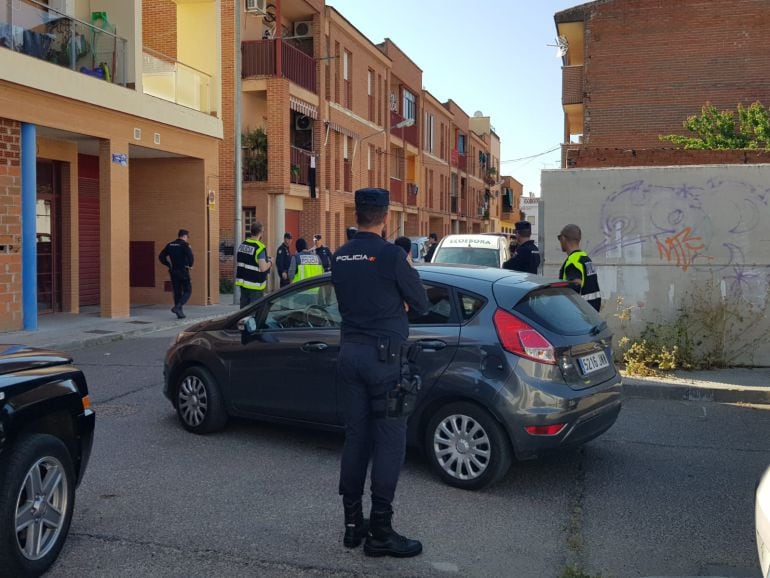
[36,160,63,313]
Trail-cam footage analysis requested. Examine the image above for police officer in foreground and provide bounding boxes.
[235,222,271,308]
[332,188,429,558]
[558,223,601,312]
[503,220,540,274]
[158,228,194,319]
[276,232,293,287]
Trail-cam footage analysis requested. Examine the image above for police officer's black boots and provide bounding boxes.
[363,508,422,557]
[342,501,368,548]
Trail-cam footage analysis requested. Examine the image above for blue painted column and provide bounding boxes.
[21,123,37,331]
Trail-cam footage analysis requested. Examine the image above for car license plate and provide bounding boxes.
[578,351,609,375]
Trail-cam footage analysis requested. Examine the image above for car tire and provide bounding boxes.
[425,402,512,490]
[0,434,76,577]
[175,366,229,434]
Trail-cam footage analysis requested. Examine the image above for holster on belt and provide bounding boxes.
[383,342,423,419]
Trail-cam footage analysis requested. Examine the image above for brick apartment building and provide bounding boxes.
[555,0,770,168]
[0,0,223,332]
[218,0,507,283]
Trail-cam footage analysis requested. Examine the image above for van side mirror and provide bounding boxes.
[240,316,259,345]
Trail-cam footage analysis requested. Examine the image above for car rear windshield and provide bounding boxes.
[433,247,498,267]
[514,287,602,336]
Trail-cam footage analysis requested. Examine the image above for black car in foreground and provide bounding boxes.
[165,265,622,490]
[0,345,95,577]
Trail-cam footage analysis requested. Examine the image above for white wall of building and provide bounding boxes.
[542,165,770,365]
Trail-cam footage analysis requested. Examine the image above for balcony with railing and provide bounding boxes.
[450,149,467,172]
[390,178,403,204]
[242,39,317,93]
[450,196,458,214]
[291,146,311,185]
[343,159,352,192]
[390,111,418,147]
[1,0,128,85]
[142,47,212,114]
[406,183,418,206]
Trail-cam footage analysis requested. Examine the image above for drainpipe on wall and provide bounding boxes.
[233,2,243,306]
[21,124,37,330]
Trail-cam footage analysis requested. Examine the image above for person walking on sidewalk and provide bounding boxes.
[159,229,194,319]
[235,222,272,308]
[288,238,324,283]
[332,187,429,558]
[276,232,293,288]
[558,223,601,312]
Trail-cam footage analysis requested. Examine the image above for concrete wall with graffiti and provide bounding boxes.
[541,165,770,364]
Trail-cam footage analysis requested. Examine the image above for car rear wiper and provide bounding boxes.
[590,320,608,335]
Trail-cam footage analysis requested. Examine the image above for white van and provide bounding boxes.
[430,234,511,268]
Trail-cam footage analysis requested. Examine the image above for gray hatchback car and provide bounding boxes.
[164,265,621,490]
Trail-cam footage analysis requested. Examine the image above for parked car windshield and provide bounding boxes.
[514,287,602,336]
[432,247,499,267]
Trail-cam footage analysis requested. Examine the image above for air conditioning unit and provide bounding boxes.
[293,20,313,38]
[245,0,267,13]
[295,115,312,131]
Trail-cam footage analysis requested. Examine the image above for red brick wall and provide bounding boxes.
[143,0,177,59]
[567,147,770,168]
[0,118,22,331]
[581,0,770,148]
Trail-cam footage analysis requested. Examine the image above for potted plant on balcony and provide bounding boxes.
[290,164,300,183]
[242,127,268,181]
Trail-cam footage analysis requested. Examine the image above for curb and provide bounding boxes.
[623,378,770,405]
[36,313,229,353]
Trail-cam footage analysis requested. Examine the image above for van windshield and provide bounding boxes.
[433,247,498,267]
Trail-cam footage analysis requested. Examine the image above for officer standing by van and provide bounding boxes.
[332,188,429,558]
[235,222,271,308]
[503,221,540,274]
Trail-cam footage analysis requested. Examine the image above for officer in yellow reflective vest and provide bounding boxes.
[289,237,324,283]
[558,224,601,312]
[235,222,272,308]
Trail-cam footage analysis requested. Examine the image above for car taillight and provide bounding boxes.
[493,309,556,364]
[525,424,566,436]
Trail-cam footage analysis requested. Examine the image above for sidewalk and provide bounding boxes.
[1,294,241,351]
[3,299,769,404]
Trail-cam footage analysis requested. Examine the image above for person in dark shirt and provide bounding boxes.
[275,232,292,287]
[332,188,429,558]
[313,234,333,271]
[558,224,601,312]
[158,229,194,318]
[503,221,540,274]
[393,236,412,262]
[423,232,438,262]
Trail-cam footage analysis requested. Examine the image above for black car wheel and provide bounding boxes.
[425,402,512,490]
[176,366,229,434]
[0,434,76,577]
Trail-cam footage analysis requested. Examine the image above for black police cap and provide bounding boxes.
[515,221,532,234]
[354,187,389,208]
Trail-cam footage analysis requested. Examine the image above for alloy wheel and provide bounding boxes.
[178,374,209,427]
[14,456,69,561]
[433,414,491,481]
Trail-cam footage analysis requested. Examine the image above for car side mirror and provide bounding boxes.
[240,316,259,345]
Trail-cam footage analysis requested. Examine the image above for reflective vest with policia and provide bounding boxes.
[235,239,268,290]
[559,250,601,311]
[292,252,324,283]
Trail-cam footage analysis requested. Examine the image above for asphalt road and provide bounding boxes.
[46,328,769,578]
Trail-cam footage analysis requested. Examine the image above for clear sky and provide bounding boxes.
[327,0,582,198]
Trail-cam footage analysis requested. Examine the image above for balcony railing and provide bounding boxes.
[450,196,458,214]
[142,47,212,114]
[390,178,403,204]
[1,0,128,85]
[291,146,311,185]
[343,159,352,192]
[406,183,418,206]
[390,111,418,147]
[242,39,317,93]
[450,149,467,172]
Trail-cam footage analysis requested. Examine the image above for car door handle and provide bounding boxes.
[416,339,446,351]
[302,342,329,352]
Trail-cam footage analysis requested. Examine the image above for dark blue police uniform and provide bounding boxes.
[503,239,540,274]
[332,188,428,554]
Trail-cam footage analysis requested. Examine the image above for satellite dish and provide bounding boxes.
[473,110,484,118]
[547,35,569,58]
